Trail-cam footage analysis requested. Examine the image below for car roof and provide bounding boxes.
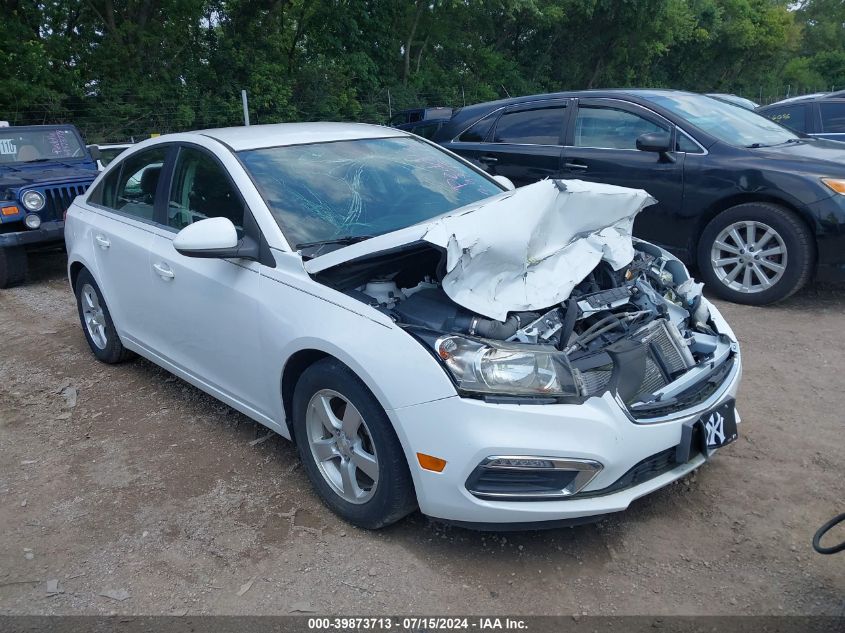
[449,88,697,116]
[189,122,406,151]
[762,93,829,107]
[442,89,700,134]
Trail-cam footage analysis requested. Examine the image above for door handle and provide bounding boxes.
[478,155,498,164]
[565,162,589,171]
[95,234,111,249]
[153,262,175,280]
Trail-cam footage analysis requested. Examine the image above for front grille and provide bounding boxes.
[629,356,736,419]
[42,184,88,221]
[577,441,699,498]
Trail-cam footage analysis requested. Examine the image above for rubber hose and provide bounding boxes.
[813,512,845,554]
[472,312,539,340]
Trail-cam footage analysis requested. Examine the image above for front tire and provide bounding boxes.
[697,202,814,305]
[74,268,133,363]
[0,246,27,288]
[292,358,416,529]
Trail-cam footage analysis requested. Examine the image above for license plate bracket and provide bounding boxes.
[675,399,738,463]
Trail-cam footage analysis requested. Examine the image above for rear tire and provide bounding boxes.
[74,268,133,363]
[697,203,814,305]
[292,358,416,529]
[0,247,27,288]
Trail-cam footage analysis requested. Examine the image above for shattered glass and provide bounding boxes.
[239,137,501,249]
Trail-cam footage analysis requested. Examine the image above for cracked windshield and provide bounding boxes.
[238,136,502,252]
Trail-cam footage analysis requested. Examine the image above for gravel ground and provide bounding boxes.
[0,251,843,616]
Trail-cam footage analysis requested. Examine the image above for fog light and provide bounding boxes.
[466,455,603,500]
[22,190,45,211]
[24,214,41,229]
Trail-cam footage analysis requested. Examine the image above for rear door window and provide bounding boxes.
[820,102,845,133]
[492,107,567,145]
[761,105,808,133]
[458,112,498,142]
[92,146,168,221]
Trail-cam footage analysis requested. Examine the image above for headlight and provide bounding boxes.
[434,335,582,398]
[821,178,845,195]
[21,190,45,211]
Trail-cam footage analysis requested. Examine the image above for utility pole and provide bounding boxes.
[241,90,250,126]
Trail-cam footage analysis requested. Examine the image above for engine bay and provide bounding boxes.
[338,241,735,412]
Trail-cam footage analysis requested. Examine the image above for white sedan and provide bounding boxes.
[65,123,742,529]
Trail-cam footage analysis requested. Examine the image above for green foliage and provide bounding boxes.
[0,0,842,142]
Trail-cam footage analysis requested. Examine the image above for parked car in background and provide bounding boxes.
[706,93,759,110]
[64,123,741,529]
[389,106,452,127]
[393,118,446,139]
[0,124,99,287]
[433,89,845,305]
[757,91,845,141]
[96,143,133,170]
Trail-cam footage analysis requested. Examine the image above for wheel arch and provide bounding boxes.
[280,348,331,442]
[69,259,86,292]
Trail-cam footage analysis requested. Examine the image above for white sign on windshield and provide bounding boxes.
[0,139,17,155]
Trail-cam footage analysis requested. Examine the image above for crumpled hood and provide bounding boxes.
[0,164,98,190]
[304,179,655,321]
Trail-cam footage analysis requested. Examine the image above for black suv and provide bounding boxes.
[757,91,845,142]
[433,90,845,304]
[0,124,99,287]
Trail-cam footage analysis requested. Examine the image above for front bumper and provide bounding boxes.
[0,221,64,247]
[809,195,845,282]
[391,349,742,526]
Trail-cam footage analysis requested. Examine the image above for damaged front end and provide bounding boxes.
[307,179,739,418]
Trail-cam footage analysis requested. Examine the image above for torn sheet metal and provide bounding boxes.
[421,179,655,321]
[304,178,655,321]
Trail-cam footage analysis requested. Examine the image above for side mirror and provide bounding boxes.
[86,145,101,160]
[636,132,672,153]
[492,175,516,191]
[173,217,241,259]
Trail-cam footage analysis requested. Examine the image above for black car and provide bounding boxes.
[757,91,845,142]
[706,93,760,111]
[433,90,845,304]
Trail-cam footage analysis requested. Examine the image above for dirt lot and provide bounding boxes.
[0,251,843,616]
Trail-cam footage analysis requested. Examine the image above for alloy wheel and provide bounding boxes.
[80,283,108,349]
[305,389,379,504]
[710,220,787,294]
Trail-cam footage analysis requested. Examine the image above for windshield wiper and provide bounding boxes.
[296,235,375,250]
[746,138,801,149]
[21,158,51,163]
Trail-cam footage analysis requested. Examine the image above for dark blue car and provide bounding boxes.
[757,91,845,142]
[0,124,99,287]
